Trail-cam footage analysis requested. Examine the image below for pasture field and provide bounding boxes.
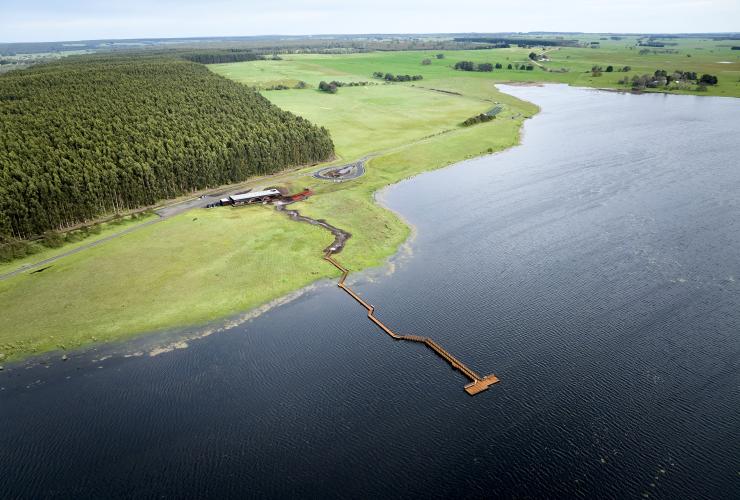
[0,213,157,277]
[0,206,336,359]
[211,37,739,97]
[0,67,534,361]
[2,36,736,361]
[264,85,490,159]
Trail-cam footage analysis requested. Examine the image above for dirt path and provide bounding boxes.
[274,201,350,253]
[528,47,559,70]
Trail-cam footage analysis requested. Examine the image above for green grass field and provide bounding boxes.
[1,37,736,362]
[0,206,337,359]
[261,85,489,159]
[0,70,534,362]
[211,37,739,97]
[0,213,158,277]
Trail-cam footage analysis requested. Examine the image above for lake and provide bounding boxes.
[1,84,738,498]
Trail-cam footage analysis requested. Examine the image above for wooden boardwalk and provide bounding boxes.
[324,252,499,396]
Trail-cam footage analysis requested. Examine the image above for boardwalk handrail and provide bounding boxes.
[324,252,499,395]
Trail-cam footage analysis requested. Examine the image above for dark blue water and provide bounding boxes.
[1,85,739,499]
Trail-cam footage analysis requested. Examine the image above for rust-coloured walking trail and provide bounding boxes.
[277,201,499,395]
[323,252,499,395]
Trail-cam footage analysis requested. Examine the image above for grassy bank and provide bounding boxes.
[0,79,533,362]
[211,38,739,97]
[262,85,487,159]
[293,104,534,272]
[3,38,730,362]
[0,207,337,360]
[0,213,158,277]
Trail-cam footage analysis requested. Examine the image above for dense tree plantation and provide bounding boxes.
[453,37,578,47]
[178,49,266,64]
[0,55,334,239]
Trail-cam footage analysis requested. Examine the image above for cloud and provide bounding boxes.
[1,0,737,43]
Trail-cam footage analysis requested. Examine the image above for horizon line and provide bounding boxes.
[3,30,740,46]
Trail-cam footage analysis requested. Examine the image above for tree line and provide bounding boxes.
[177,49,266,64]
[0,55,335,240]
[618,69,719,90]
[318,80,373,93]
[453,37,578,47]
[262,81,308,91]
[372,72,423,82]
[455,61,534,71]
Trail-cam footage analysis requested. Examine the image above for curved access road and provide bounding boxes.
[313,157,367,181]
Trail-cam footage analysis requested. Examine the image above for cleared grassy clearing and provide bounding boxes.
[209,59,353,87]
[0,213,158,277]
[219,39,738,97]
[265,85,489,159]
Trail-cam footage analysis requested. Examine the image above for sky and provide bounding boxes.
[1,0,738,43]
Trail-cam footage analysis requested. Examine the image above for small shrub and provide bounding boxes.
[65,230,84,243]
[461,114,496,127]
[41,230,65,248]
[318,81,338,93]
[699,74,718,85]
[0,238,34,262]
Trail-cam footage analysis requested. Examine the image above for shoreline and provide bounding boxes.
[0,85,538,366]
[10,81,709,368]
[0,277,336,373]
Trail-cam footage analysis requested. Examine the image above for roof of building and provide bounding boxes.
[230,189,281,202]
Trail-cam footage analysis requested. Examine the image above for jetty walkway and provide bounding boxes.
[324,252,499,395]
[276,198,499,396]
